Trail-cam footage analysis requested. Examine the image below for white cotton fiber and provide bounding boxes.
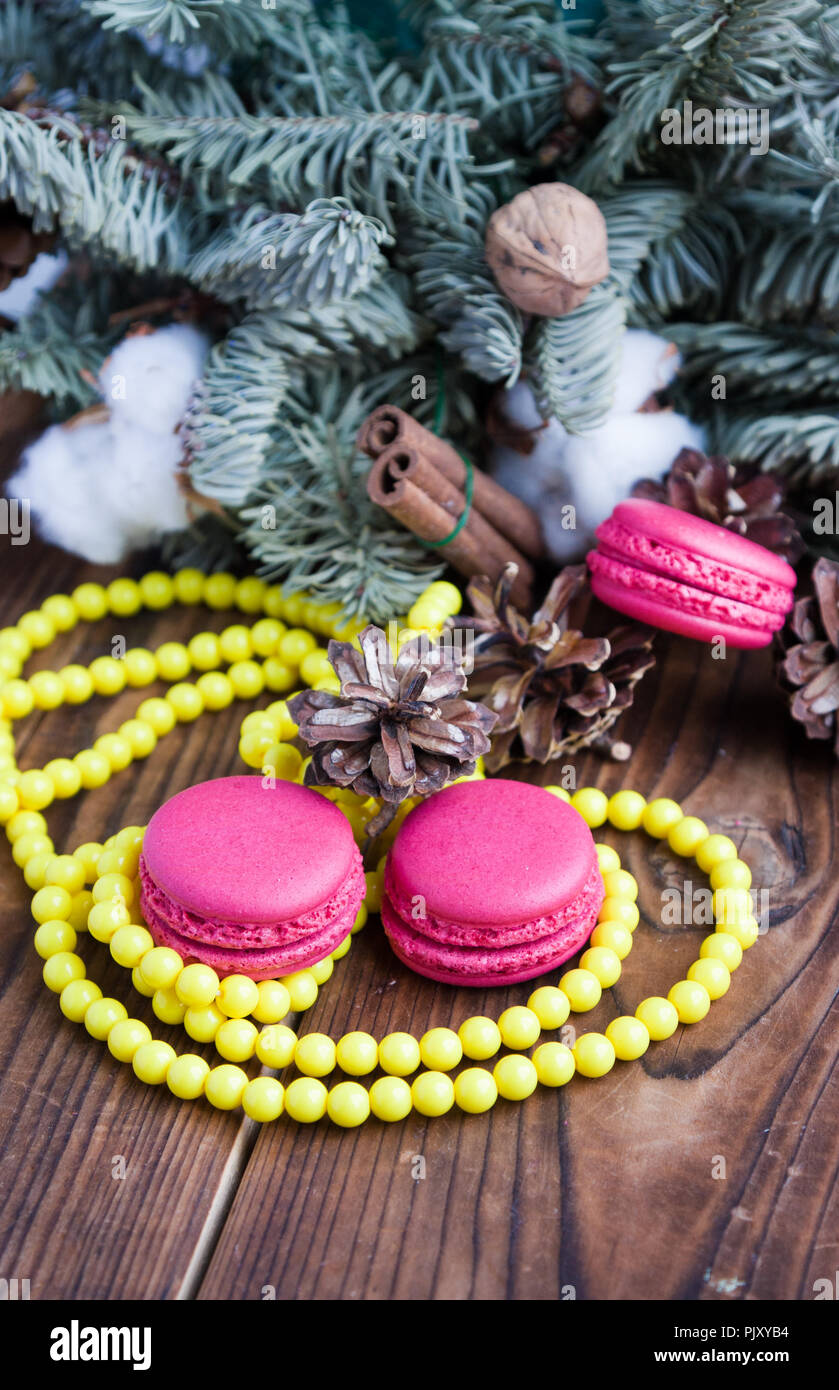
[100,323,210,434]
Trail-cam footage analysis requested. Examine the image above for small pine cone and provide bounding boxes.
[777,558,839,756]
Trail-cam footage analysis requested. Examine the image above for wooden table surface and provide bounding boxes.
[0,534,836,1303]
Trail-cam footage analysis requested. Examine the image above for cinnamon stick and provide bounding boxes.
[358,404,544,559]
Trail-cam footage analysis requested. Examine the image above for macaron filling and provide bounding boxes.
[588,550,788,634]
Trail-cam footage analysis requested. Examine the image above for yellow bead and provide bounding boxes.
[132,967,155,999]
[266,700,298,740]
[310,954,333,985]
[494,1053,538,1101]
[32,884,73,923]
[571,786,609,827]
[284,1076,328,1123]
[93,733,133,771]
[210,973,256,1019]
[203,572,237,609]
[713,886,753,926]
[725,916,760,949]
[526,985,571,1030]
[252,979,290,1024]
[19,609,55,648]
[281,970,318,1011]
[44,854,86,893]
[216,1017,258,1062]
[279,628,317,665]
[606,788,646,830]
[89,655,127,696]
[41,594,77,632]
[558,967,602,1012]
[262,742,303,781]
[458,1015,501,1061]
[219,624,253,663]
[139,571,175,610]
[668,978,711,1024]
[34,918,77,958]
[72,582,108,621]
[601,868,638,902]
[419,1027,463,1071]
[106,577,142,616]
[263,659,297,693]
[29,670,64,710]
[379,1031,421,1076]
[594,843,621,874]
[188,631,222,671]
[573,1032,616,1078]
[699,931,743,971]
[454,1067,498,1114]
[411,1070,455,1116]
[60,978,102,1022]
[94,844,138,878]
[2,679,34,719]
[123,648,158,687]
[364,870,382,913]
[425,580,463,615]
[605,1015,650,1060]
[110,924,154,968]
[695,834,738,874]
[136,697,177,735]
[13,830,53,866]
[205,1064,249,1110]
[84,997,128,1040]
[295,1032,337,1077]
[59,664,95,704]
[331,933,351,961]
[118,719,157,759]
[43,950,85,992]
[73,749,112,789]
[23,850,55,890]
[183,1004,226,1044]
[532,1041,576,1087]
[133,1040,177,1085]
[497,1005,541,1050]
[351,902,368,936]
[172,568,205,604]
[155,641,191,682]
[167,1054,211,1100]
[87,900,130,942]
[598,898,640,930]
[263,586,285,618]
[0,782,20,824]
[282,592,309,625]
[93,871,134,908]
[66,885,95,927]
[152,988,188,1025]
[590,920,633,960]
[166,682,203,721]
[196,671,234,710]
[7,808,47,841]
[17,769,54,810]
[642,797,683,838]
[243,1076,285,1122]
[579,945,622,987]
[687,956,731,1000]
[250,618,285,656]
[235,576,266,613]
[709,858,752,891]
[136,946,181,991]
[667,816,709,857]
[0,625,30,660]
[255,1023,298,1068]
[44,758,82,799]
[107,1017,153,1062]
[635,995,679,1040]
[367,1075,410,1122]
[300,650,335,686]
[239,728,274,768]
[335,1031,378,1076]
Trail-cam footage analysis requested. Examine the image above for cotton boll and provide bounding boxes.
[0,250,69,322]
[9,420,130,563]
[103,416,190,544]
[610,330,681,415]
[101,324,210,434]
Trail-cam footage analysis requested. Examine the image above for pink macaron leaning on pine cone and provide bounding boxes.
[587,499,797,649]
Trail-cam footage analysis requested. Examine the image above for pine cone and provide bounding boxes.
[289,625,497,834]
[0,202,53,293]
[632,448,803,562]
[454,563,655,772]
[778,558,839,756]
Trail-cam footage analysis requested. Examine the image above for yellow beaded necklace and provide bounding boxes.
[0,570,761,1126]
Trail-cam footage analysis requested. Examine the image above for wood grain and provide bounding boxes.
[0,539,836,1301]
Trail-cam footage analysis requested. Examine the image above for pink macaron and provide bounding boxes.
[139,777,365,980]
[587,498,796,648]
[382,779,604,987]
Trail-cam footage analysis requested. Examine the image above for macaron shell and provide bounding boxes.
[601,499,796,590]
[588,555,783,649]
[141,776,357,922]
[387,779,599,928]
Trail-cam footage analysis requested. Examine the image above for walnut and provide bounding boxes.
[485,182,610,317]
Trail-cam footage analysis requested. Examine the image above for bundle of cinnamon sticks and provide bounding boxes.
[359,405,543,610]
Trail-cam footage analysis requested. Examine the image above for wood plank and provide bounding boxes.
[197,637,838,1301]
